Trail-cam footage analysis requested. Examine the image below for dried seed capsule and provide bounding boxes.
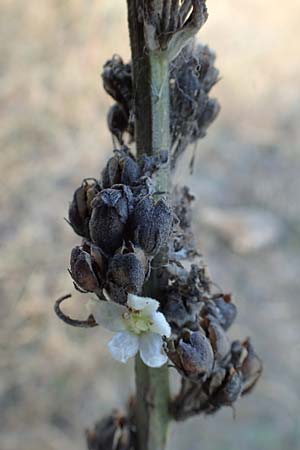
[210,368,243,407]
[107,104,129,145]
[213,294,237,330]
[131,197,173,256]
[195,97,220,137]
[107,249,147,294]
[102,55,133,113]
[162,292,201,331]
[179,330,214,379]
[207,368,227,396]
[207,319,231,361]
[68,179,101,238]
[89,186,133,256]
[89,243,107,279]
[102,154,121,189]
[119,152,141,187]
[102,148,140,188]
[230,340,248,369]
[202,294,237,330]
[240,339,263,395]
[70,246,100,292]
[167,329,214,381]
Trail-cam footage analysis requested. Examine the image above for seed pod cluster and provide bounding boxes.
[162,260,262,418]
[102,43,219,168]
[102,55,133,146]
[67,147,173,303]
[171,334,262,420]
[170,43,220,167]
[162,263,211,331]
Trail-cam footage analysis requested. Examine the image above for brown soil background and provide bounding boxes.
[1,1,300,449]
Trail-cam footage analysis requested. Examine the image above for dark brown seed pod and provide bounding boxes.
[119,153,141,187]
[131,197,173,256]
[107,249,147,294]
[240,339,263,396]
[167,329,214,381]
[207,368,227,396]
[89,243,107,278]
[202,294,237,331]
[89,186,133,255]
[207,319,231,362]
[68,179,101,238]
[162,292,201,331]
[230,339,248,369]
[102,148,140,189]
[102,153,121,189]
[70,246,101,293]
[102,55,133,113]
[107,103,129,145]
[170,43,220,168]
[212,293,237,330]
[210,368,243,408]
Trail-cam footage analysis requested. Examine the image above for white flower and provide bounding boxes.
[87,293,171,368]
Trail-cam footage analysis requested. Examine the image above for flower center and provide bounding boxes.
[123,310,153,335]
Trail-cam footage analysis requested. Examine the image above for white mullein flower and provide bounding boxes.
[87,293,171,368]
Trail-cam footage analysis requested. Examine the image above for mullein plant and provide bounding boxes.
[55,1,262,450]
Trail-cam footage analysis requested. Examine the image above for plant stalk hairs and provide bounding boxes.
[55,2,262,450]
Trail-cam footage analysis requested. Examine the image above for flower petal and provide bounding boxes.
[150,312,171,337]
[127,293,159,314]
[139,332,168,368]
[108,331,139,363]
[87,299,127,331]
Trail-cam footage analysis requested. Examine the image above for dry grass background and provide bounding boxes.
[1,1,300,449]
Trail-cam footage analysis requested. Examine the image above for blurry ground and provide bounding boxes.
[1,1,300,449]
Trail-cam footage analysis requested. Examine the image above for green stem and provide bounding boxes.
[149,52,170,193]
[127,2,171,450]
[135,357,171,450]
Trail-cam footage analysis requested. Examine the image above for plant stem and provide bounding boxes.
[135,356,171,450]
[127,2,171,450]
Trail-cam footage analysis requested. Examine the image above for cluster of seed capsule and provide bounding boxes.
[66,147,262,419]
[162,262,262,418]
[102,42,220,168]
[63,43,261,450]
[67,147,173,305]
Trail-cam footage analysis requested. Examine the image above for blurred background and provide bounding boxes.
[1,0,300,449]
